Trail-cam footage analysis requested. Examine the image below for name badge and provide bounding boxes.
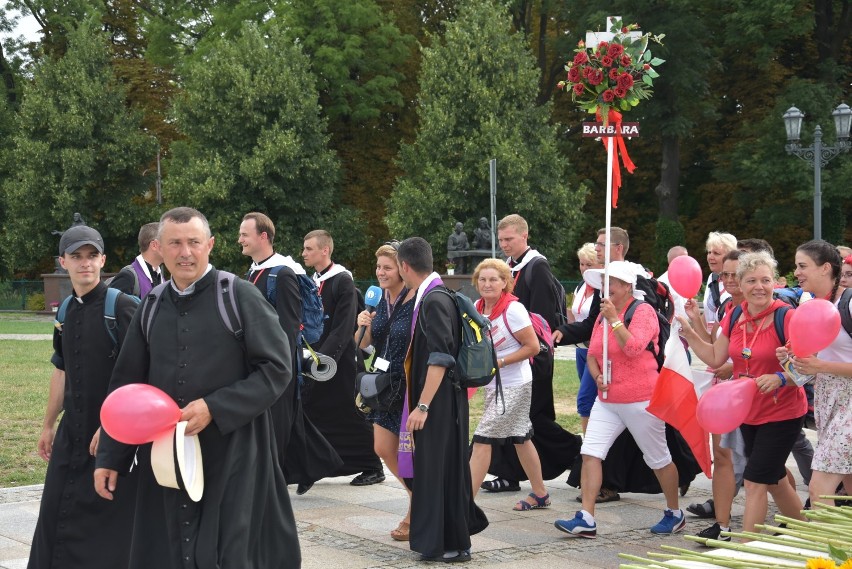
[374,357,390,372]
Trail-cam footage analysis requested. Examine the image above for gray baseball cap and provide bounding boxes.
[59,225,104,256]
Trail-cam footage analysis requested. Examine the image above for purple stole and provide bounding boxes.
[131,259,154,297]
[397,276,444,478]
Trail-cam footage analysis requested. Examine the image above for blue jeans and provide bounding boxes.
[575,347,597,418]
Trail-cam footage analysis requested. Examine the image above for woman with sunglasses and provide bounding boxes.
[355,242,415,541]
[682,250,747,541]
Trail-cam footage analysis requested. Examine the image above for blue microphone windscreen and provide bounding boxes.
[364,285,383,308]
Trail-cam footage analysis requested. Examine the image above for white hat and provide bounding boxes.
[583,260,638,290]
[151,421,204,502]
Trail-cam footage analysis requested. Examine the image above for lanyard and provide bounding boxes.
[740,315,768,375]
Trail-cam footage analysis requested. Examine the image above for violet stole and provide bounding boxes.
[397,276,444,478]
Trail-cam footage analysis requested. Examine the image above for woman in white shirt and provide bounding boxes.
[782,239,852,507]
[571,243,602,433]
[468,259,548,511]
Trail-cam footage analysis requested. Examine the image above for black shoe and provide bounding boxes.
[480,478,520,493]
[350,470,386,486]
[686,499,715,519]
[695,522,731,545]
[419,551,471,563]
[296,482,314,495]
[575,488,621,503]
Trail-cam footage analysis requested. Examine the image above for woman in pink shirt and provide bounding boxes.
[555,261,683,538]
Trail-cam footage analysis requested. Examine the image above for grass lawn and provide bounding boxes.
[0,312,54,335]
[0,340,53,487]
[0,336,582,488]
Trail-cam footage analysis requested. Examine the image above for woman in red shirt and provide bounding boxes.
[680,251,807,534]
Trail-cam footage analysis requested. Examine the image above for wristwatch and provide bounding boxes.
[417,402,429,413]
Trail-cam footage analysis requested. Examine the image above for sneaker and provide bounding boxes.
[554,512,597,539]
[650,509,686,535]
[695,522,731,544]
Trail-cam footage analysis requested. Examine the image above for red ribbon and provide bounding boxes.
[595,108,636,208]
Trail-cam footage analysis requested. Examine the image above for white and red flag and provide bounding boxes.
[646,331,713,478]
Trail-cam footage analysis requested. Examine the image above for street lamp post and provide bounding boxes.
[783,103,852,240]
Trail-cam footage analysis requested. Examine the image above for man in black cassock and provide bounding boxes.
[95,207,300,569]
[397,237,488,563]
[481,214,582,492]
[302,229,383,485]
[239,212,342,495]
[29,225,139,569]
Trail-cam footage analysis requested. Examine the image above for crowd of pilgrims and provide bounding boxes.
[28,209,852,568]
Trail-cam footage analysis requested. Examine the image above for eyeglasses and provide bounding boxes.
[594,242,622,249]
[842,272,852,279]
[384,240,400,251]
[720,272,738,279]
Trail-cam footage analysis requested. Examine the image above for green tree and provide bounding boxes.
[1,21,158,275]
[277,0,415,273]
[387,0,584,272]
[165,22,359,272]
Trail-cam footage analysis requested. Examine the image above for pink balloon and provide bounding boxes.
[696,379,757,434]
[789,299,841,357]
[667,256,703,298]
[100,384,181,444]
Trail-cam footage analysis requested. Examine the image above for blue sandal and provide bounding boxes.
[513,492,551,511]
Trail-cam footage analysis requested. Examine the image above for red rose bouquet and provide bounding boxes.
[558,19,665,119]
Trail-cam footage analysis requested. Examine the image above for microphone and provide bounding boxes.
[356,286,384,347]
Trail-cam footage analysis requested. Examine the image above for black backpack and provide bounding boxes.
[623,275,675,371]
[523,256,568,328]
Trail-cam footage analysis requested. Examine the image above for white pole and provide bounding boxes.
[489,159,497,258]
[602,136,614,399]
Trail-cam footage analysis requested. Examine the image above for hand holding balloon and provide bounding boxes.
[789,299,840,357]
[696,378,757,434]
[100,384,180,445]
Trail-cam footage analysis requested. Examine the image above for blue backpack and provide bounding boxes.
[265,265,326,346]
[55,287,140,358]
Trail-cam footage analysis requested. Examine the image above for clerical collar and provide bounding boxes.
[510,247,531,265]
[256,253,275,267]
[74,282,106,304]
[171,264,214,295]
[316,262,334,277]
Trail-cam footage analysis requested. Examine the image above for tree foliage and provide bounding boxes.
[1,21,157,275]
[387,0,584,272]
[165,22,361,272]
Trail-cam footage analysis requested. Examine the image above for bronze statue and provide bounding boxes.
[447,222,469,274]
[472,217,492,250]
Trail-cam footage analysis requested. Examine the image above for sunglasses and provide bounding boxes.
[384,240,400,251]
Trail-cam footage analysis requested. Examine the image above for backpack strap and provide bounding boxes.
[727,304,790,345]
[623,299,661,363]
[265,265,283,308]
[54,295,74,333]
[104,287,140,357]
[709,274,722,309]
[216,271,244,341]
[773,305,791,346]
[716,297,732,323]
[141,282,170,344]
[839,288,852,341]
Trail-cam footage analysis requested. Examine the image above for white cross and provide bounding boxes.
[585,16,642,48]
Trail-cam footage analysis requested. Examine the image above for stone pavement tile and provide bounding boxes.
[0,502,37,543]
[474,517,564,548]
[301,543,391,569]
[0,557,27,569]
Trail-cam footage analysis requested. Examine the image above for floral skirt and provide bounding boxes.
[812,373,852,474]
[472,382,533,444]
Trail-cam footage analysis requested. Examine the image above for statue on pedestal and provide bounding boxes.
[446,221,469,274]
[472,217,492,251]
